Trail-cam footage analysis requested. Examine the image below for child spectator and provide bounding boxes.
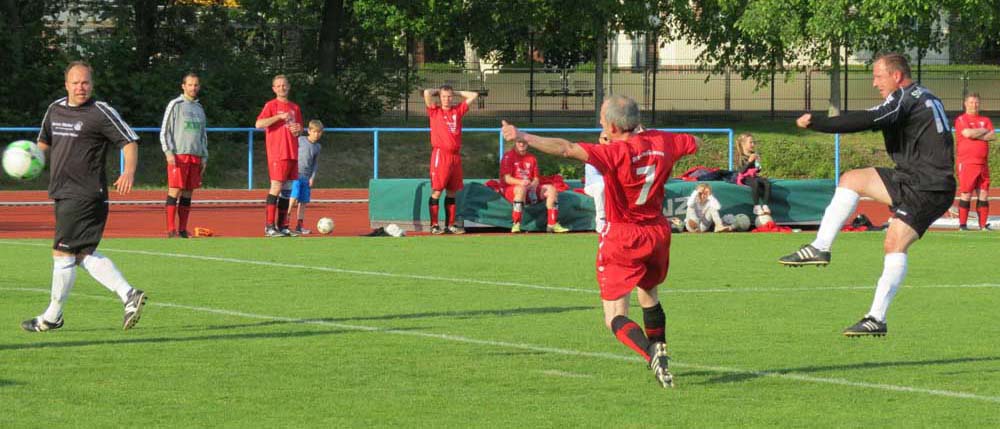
[685,183,731,232]
[735,132,772,215]
[288,120,323,234]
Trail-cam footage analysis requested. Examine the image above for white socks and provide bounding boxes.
[80,251,133,303]
[867,253,908,322]
[811,187,860,251]
[42,256,78,323]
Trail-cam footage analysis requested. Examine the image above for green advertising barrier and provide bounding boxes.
[369,178,835,231]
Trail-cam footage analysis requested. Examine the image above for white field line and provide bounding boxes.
[3,286,999,404]
[1,241,998,296]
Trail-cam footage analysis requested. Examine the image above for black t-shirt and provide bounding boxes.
[809,83,956,191]
[37,97,139,200]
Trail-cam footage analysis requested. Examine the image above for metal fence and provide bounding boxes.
[388,67,1000,123]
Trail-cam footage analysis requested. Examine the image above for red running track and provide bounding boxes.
[0,189,370,239]
[2,188,995,239]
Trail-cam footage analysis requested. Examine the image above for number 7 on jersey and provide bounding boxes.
[635,165,656,205]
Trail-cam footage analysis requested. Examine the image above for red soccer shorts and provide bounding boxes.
[957,162,990,193]
[167,154,203,189]
[503,185,543,204]
[430,148,464,192]
[596,222,672,301]
[269,159,299,182]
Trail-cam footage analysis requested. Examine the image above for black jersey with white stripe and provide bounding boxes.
[37,97,140,200]
[809,83,955,191]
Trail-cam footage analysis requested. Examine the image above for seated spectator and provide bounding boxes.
[500,139,569,233]
[735,132,772,215]
[685,183,731,233]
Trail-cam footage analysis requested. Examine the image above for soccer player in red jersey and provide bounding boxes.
[499,139,568,233]
[953,93,995,230]
[255,75,303,237]
[502,94,701,388]
[423,85,478,234]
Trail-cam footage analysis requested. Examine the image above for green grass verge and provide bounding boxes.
[1,231,998,426]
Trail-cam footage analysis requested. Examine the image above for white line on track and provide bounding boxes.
[1,240,998,296]
[3,286,999,404]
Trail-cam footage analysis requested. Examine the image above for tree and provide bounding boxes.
[463,0,664,122]
[665,0,987,115]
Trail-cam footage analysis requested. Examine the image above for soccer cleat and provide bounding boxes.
[122,288,147,330]
[959,225,969,231]
[167,230,178,238]
[281,227,300,237]
[21,316,64,332]
[778,244,831,266]
[265,225,285,237]
[430,225,443,235]
[178,230,189,239]
[648,342,674,388]
[296,228,311,235]
[447,225,465,235]
[546,223,569,233]
[511,222,522,233]
[982,224,993,231]
[842,316,887,337]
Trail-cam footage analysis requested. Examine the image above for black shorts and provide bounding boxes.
[876,167,954,237]
[53,198,109,254]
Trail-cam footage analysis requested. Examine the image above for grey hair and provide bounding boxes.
[604,95,640,132]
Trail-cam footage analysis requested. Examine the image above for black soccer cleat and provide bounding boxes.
[430,225,443,235]
[280,227,300,237]
[178,230,189,239]
[123,288,147,330]
[778,244,831,267]
[21,316,64,332]
[447,225,465,235]
[959,225,969,231]
[842,316,887,337]
[648,342,674,388]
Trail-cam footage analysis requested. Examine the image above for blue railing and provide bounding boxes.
[22,125,962,189]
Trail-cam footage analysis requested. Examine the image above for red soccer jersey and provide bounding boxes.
[427,101,469,153]
[955,113,993,165]
[581,130,698,225]
[954,113,993,165]
[499,150,539,188]
[257,99,302,161]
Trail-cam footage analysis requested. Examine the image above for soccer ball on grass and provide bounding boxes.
[316,217,335,234]
[2,140,45,180]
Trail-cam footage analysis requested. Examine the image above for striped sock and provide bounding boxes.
[611,315,651,362]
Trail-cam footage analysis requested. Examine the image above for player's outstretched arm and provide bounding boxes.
[501,120,588,162]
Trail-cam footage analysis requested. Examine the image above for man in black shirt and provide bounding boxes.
[778,53,955,337]
[21,61,148,332]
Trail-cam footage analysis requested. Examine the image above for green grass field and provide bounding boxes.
[2,231,998,427]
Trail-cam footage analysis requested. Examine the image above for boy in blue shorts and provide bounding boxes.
[289,119,323,234]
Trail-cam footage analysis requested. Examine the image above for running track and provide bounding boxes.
[0,188,995,239]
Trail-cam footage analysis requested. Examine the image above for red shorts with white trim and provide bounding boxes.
[167,154,203,189]
[957,162,990,193]
[596,221,672,301]
[269,159,299,182]
[430,148,464,192]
